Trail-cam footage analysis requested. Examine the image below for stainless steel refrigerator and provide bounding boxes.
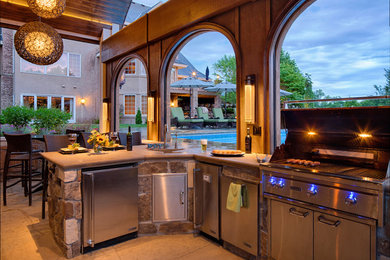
[82,164,138,248]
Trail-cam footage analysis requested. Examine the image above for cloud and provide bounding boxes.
[283,0,389,97]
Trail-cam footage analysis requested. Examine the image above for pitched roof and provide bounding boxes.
[125,2,153,24]
[175,53,207,79]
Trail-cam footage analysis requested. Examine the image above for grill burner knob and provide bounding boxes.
[276,179,285,188]
[307,184,318,196]
[268,177,277,187]
[345,192,357,205]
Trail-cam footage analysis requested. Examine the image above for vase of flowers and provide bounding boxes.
[87,130,108,153]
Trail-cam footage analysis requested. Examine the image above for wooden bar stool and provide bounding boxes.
[3,133,45,206]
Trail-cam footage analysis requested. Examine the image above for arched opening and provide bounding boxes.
[269,0,389,149]
[113,56,149,140]
[161,28,239,150]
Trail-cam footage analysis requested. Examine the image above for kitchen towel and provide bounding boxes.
[226,182,242,213]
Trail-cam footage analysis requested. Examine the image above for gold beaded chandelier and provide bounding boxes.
[14,0,65,65]
[27,0,66,19]
[14,21,63,65]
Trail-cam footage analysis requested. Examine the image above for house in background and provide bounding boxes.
[0,28,101,124]
[118,53,220,124]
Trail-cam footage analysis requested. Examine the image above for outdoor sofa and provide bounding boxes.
[170,107,204,128]
[196,107,228,128]
[212,108,236,127]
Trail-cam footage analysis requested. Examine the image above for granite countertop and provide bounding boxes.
[41,145,261,170]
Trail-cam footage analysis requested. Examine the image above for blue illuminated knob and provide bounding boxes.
[345,192,357,205]
[307,184,318,196]
[268,177,277,187]
[276,179,285,188]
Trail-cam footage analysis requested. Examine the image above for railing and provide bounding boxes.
[282,95,390,109]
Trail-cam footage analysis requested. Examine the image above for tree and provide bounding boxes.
[212,55,236,83]
[135,109,142,124]
[205,66,209,80]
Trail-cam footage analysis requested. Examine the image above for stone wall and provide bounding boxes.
[0,28,14,110]
[47,164,82,258]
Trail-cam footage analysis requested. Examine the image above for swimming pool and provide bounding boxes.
[175,130,287,144]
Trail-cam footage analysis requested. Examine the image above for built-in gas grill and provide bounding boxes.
[260,107,390,260]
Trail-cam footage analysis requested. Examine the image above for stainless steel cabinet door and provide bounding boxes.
[195,162,220,239]
[153,173,187,222]
[314,212,371,260]
[270,200,313,260]
[220,175,258,256]
[83,165,138,247]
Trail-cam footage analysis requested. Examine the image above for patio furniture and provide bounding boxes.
[81,132,93,149]
[43,135,70,218]
[212,108,236,128]
[170,107,203,128]
[2,133,45,207]
[196,107,228,128]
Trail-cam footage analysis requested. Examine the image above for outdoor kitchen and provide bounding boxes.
[1,0,389,260]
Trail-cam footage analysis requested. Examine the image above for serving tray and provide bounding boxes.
[102,145,125,151]
[59,147,89,154]
[211,151,245,157]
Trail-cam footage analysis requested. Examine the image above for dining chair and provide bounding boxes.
[65,129,85,147]
[3,133,45,207]
[81,132,93,149]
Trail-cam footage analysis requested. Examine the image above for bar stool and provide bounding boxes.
[42,135,70,218]
[3,133,45,206]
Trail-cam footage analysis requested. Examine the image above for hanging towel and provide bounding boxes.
[226,182,242,213]
[241,184,248,208]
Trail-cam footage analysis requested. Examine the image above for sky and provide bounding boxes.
[283,0,390,97]
[154,0,389,98]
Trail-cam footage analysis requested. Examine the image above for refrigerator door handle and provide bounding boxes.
[89,174,95,247]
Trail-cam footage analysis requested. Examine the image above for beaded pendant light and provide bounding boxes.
[14,21,63,65]
[27,0,66,19]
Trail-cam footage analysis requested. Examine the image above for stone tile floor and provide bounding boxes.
[1,185,242,260]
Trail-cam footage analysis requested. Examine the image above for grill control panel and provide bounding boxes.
[263,172,378,220]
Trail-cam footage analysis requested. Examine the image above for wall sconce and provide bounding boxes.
[244,74,255,124]
[147,96,155,122]
[80,98,86,105]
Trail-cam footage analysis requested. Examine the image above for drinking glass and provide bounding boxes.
[68,133,77,145]
[111,132,118,143]
[201,139,207,152]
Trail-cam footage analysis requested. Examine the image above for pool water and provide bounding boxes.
[175,129,287,145]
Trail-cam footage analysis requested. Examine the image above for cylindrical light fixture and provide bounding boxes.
[244,74,255,124]
[147,96,155,122]
[14,21,63,65]
[27,0,66,19]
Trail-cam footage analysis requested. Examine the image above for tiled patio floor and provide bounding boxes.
[1,185,242,260]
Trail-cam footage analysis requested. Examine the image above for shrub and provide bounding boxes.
[1,106,34,131]
[135,109,142,124]
[32,108,72,134]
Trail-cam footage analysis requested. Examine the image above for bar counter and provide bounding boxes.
[41,145,261,258]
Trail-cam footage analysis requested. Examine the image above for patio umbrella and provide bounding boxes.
[205,82,237,117]
[280,89,292,96]
[170,77,213,117]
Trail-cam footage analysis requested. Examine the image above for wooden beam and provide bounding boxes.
[101,0,253,62]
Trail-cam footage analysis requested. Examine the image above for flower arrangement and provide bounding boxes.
[87,130,109,153]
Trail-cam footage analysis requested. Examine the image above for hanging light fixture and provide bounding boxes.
[27,0,66,19]
[14,21,63,65]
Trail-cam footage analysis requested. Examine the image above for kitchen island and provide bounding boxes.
[41,146,261,258]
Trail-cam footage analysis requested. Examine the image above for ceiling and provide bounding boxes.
[0,0,133,44]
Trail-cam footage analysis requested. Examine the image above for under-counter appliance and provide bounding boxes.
[82,163,138,249]
[194,162,221,239]
[220,175,259,256]
[260,107,390,260]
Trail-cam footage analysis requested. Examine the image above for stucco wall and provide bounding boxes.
[12,34,101,123]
